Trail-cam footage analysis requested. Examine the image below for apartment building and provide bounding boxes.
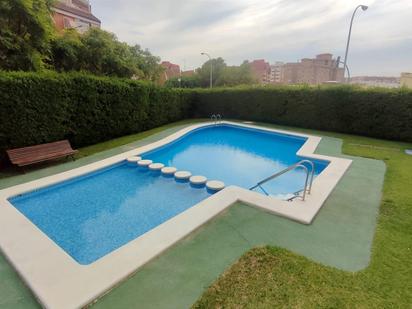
[269,62,284,83]
[159,61,181,84]
[52,0,101,33]
[282,54,344,84]
[250,59,271,84]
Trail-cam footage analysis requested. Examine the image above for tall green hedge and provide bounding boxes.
[0,72,193,156]
[192,86,412,142]
[1,74,411,163]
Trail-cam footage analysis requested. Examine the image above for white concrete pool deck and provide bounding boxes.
[0,121,351,309]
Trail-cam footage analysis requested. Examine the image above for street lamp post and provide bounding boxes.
[201,52,213,88]
[343,4,368,83]
[337,59,351,82]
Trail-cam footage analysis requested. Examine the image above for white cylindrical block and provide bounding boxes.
[149,163,165,171]
[174,171,192,180]
[206,180,225,191]
[137,159,153,167]
[127,156,142,163]
[161,166,177,175]
[190,175,207,185]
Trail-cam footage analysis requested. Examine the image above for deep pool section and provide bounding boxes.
[9,163,211,265]
[144,124,329,196]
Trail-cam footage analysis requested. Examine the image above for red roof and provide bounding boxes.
[53,2,101,23]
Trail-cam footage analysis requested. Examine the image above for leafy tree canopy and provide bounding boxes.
[0,0,54,71]
[0,0,163,80]
[167,58,256,88]
[216,61,256,87]
[197,57,226,87]
[51,28,163,80]
[51,28,162,81]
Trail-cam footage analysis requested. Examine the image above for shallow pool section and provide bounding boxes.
[9,163,211,265]
[144,124,329,196]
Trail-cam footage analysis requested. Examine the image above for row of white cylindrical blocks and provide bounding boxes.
[127,156,225,191]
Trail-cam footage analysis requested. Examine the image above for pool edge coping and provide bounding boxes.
[0,121,352,309]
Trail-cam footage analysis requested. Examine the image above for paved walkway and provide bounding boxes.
[0,122,385,309]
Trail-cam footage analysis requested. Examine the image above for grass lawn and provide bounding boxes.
[193,127,412,308]
[0,120,198,180]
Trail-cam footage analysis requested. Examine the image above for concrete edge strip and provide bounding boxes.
[0,121,352,309]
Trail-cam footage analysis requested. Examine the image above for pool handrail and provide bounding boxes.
[249,159,315,201]
[210,114,222,125]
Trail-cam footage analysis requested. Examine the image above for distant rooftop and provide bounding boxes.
[53,0,101,23]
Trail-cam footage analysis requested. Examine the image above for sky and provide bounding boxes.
[93,0,412,76]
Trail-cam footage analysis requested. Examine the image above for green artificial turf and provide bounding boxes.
[0,120,410,308]
[193,134,412,308]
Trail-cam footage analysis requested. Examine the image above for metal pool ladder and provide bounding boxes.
[210,114,222,125]
[249,159,315,201]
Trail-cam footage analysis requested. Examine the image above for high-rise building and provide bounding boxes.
[282,54,344,84]
[269,62,284,84]
[250,59,271,84]
[52,0,101,33]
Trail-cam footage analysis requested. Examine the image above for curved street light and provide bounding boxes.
[201,52,213,88]
[343,4,368,83]
[338,60,351,83]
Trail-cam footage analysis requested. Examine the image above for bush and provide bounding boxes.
[0,72,193,157]
[165,75,201,88]
[192,85,412,142]
[1,75,411,163]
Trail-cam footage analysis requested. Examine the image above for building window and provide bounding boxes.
[63,17,73,29]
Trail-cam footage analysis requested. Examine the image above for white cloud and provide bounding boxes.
[92,0,412,76]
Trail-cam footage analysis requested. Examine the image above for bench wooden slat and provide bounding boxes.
[7,140,78,167]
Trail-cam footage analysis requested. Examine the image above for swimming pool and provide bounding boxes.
[0,121,352,309]
[9,124,328,265]
[144,124,328,196]
[9,163,211,264]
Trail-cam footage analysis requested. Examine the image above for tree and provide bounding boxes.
[50,29,83,72]
[50,28,163,80]
[0,0,54,71]
[197,57,226,87]
[216,61,256,86]
[129,45,164,81]
[0,0,162,80]
[194,58,256,87]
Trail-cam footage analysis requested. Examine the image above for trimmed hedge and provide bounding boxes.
[0,72,193,157]
[1,73,411,164]
[192,86,412,142]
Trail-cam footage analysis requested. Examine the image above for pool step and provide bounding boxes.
[206,180,225,192]
[190,175,207,185]
[174,171,192,181]
[137,159,152,167]
[161,166,177,176]
[149,163,164,171]
[129,157,225,194]
[127,156,142,164]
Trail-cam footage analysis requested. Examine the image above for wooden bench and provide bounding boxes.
[6,140,78,168]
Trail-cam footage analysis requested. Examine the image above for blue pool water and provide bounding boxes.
[10,163,211,264]
[144,124,328,195]
[9,124,328,265]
